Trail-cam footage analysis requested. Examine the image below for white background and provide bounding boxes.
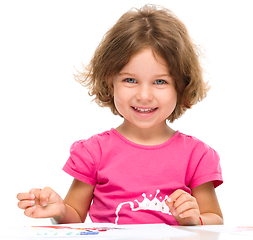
[0,0,252,226]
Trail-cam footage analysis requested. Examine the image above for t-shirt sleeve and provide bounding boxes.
[188,144,223,189]
[62,138,100,186]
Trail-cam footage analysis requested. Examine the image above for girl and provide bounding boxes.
[17,4,223,226]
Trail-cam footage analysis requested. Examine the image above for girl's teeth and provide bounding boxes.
[133,107,156,113]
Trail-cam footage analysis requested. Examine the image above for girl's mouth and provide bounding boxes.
[132,107,158,113]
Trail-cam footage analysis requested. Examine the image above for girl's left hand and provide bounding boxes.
[166,189,200,225]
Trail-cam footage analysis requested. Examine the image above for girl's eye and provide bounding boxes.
[124,78,137,83]
[154,79,167,85]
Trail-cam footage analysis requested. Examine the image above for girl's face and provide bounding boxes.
[112,48,177,130]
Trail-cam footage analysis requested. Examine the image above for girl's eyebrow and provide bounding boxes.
[156,74,171,77]
[118,72,135,76]
[118,72,171,77]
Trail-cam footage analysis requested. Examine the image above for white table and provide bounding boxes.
[172,226,253,240]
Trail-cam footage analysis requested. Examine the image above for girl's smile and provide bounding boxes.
[112,47,177,130]
[131,106,158,118]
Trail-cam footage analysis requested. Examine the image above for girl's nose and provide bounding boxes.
[136,85,153,101]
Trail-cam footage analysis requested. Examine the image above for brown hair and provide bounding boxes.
[75,4,209,122]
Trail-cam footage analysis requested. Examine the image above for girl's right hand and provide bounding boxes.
[17,187,65,219]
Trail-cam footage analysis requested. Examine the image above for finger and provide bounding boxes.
[168,189,186,201]
[40,187,53,207]
[17,192,35,201]
[17,200,35,210]
[29,188,42,200]
[24,206,37,218]
[178,208,200,219]
[166,189,186,210]
[173,201,197,216]
[173,193,194,209]
[166,200,174,213]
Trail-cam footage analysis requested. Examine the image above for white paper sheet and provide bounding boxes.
[0,223,196,239]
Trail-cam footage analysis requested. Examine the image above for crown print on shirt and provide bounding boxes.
[115,189,172,224]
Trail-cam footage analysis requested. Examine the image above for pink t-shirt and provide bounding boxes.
[63,129,223,225]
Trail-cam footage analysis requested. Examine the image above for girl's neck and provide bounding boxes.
[115,120,175,146]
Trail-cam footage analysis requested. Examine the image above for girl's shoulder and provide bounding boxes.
[172,131,219,160]
[70,129,116,149]
[176,131,212,148]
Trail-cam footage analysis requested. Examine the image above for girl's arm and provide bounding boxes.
[166,181,223,225]
[191,181,223,225]
[56,179,94,223]
[17,179,94,224]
